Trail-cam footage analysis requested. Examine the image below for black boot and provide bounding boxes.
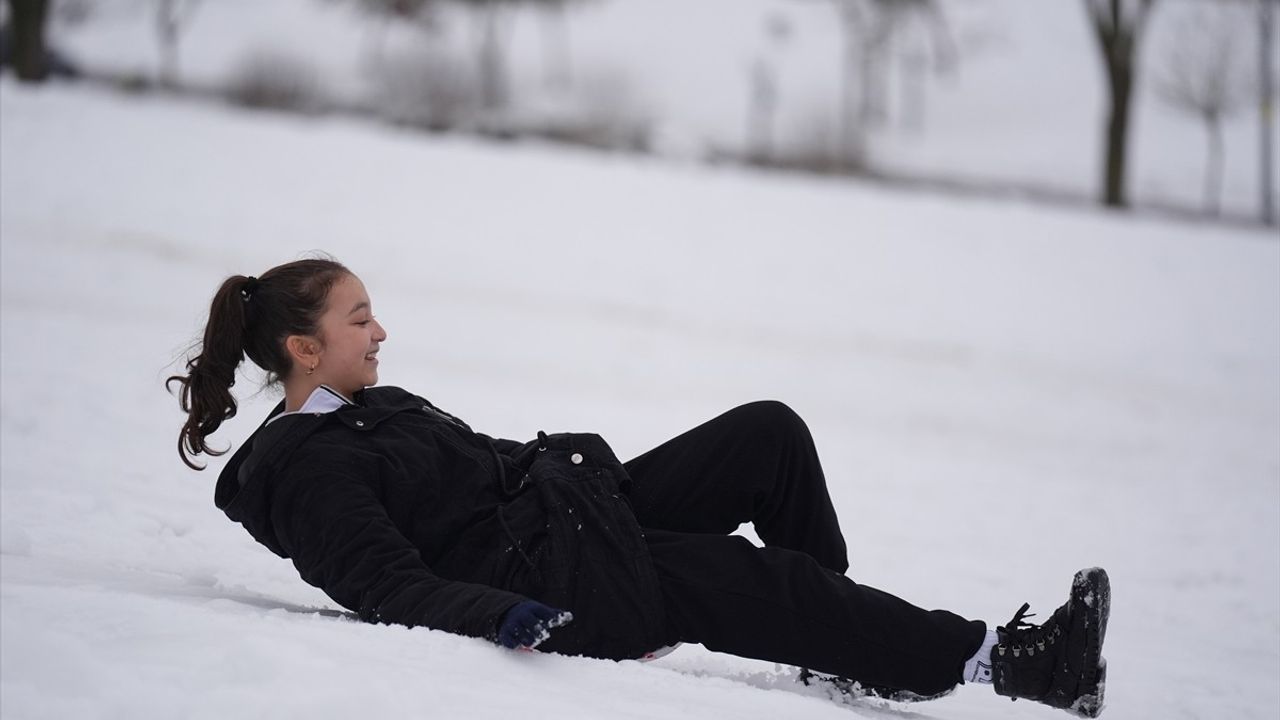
[993,567,1111,718]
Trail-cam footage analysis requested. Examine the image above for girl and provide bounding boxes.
[169,257,1110,717]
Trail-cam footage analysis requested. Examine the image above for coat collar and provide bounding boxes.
[266,385,354,425]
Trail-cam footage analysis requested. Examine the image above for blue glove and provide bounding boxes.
[497,600,574,649]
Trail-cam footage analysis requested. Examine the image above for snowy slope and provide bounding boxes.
[2,80,1278,720]
[47,0,1280,219]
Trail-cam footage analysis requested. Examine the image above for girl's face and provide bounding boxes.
[311,274,387,397]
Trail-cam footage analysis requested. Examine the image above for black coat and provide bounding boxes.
[215,386,667,659]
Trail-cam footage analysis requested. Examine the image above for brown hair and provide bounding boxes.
[166,258,351,470]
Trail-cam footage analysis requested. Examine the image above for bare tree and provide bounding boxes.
[1152,4,1251,216]
[7,0,50,82]
[339,0,468,127]
[828,0,954,168]
[365,0,562,114]
[155,0,200,88]
[893,0,955,132]
[450,0,518,115]
[865,0,953,126]
[746,13,792,164]
[344,0,440,68]
[1084,0,1157,208]
[536,0,592,91]
[833,0,869,168]
[1259,0,1276,225]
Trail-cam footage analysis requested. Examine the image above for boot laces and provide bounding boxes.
[996,602,1062,659]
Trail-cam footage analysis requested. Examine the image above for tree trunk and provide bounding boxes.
[361,17,392,72]
[858,33,880,129]
[901,48,927,133]
[1087,0,1154,210]
[540,3,572,91]
[857,9,895,132]
[1104,55,1133,208]
[157,2,180,88]
[474,5,510,113]
[1260,0,1276,225]
[1204,114,1224,217]
[747,58,778,164]
[838,3,864,170]
[10,0,50,83]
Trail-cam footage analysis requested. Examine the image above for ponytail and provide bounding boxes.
[167,258,350,470]
[166,275,253,470]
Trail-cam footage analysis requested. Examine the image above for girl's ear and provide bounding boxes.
[285,334,322,370]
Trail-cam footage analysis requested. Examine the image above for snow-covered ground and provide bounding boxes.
[2,78,1278,719]
[46,0,1280,220]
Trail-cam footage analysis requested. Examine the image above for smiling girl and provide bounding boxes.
[169,257,1111,717]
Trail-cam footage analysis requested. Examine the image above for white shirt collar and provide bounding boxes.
[266,385,354,425]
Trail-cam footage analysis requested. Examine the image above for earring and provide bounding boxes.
[307,364,316,376]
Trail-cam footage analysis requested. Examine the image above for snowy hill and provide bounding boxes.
[45,0,1280,220]
[1,78,1278,719]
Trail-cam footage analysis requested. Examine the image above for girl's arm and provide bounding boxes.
[270,462,526,640]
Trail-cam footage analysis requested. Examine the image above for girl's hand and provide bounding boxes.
[497,601,574,649]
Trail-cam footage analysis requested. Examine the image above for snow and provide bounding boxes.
[45,0,1280,219]
[2,71,1279,720]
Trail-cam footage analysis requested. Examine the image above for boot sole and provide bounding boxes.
[1074,658,1106,718]
[797,668,955,704]
[1070,567,1111,718]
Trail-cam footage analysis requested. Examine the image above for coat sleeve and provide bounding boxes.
[269,462,526,640]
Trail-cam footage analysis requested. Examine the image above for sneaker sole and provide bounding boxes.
[1070,567,1111,718]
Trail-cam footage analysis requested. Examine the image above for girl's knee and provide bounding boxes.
[732,400,810,442]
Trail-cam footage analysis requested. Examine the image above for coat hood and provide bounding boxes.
[214,400,330,557]
[212,387,455,557]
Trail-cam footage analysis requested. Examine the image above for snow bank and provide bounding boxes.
[47,0,1280,218]
[2,79,1278,719]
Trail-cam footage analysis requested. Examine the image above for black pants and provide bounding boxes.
[624,401,986,696]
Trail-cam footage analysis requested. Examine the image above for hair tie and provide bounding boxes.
[240,276,259,303]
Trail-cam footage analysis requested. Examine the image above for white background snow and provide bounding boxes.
[42,0,1280,218]
[2,1,1279,719]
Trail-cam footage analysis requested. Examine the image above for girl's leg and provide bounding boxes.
[624,401,849,573]
[646,529,985,696]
